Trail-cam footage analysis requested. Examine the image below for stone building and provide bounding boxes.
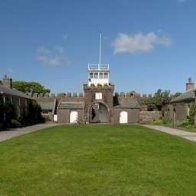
[33,93,57,121]
[0,75,35,120]
[53,62,140,124]
[31,60,141,124]
[169,77,196,123]
[2,34,141,125]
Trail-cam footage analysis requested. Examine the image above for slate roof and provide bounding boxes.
[0,84,33,99]
[38,101,55,110]
[171,90,196,103]
[58,102,84,109]
[114,99,140,109]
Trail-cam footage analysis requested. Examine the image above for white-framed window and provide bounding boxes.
[95,92,102,100]
[94,72,98,79]
[89,73,93,79]
[104,72,108,79]
[99,72,104,79]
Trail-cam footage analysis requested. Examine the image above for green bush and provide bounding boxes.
[25,101,45,125]
[10,119,22,128]
[162,118,172,125]
[188,103,196,125]
[0,123,3,131]
[179,119,190,128]
[151,119,162,125]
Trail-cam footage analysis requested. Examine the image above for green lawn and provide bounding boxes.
[0,125,196,196]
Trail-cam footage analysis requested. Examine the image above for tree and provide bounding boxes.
[188,103,196,125]
[142,89,173,111]
[12,81,50,94]
[25,101,44,125]
[0,96,4,124]
[170,92,182,99]
[142,94,156,111]
[153,89,171,111]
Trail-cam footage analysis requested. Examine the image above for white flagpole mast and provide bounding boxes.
[99,33,102,69]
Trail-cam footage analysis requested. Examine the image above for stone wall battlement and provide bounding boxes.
[57,92,84,98]
[28,92,84,99]
[28,91,141,101]
[114,92,141,99]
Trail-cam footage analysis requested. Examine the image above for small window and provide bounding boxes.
[99,72,103,79]
[94,73,98,79]
[104,72,108,79]
[95,92,102,100]
[89,73,93,79]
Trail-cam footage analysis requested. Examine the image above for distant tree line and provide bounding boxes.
[141,89,181,112]
[12,81,50,94]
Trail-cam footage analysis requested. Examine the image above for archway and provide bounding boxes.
[90,102,109,123]
[120,111,128,124]
[99,103,109,123]
[70,111,78,124]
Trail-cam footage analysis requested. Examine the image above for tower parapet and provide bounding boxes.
[88,64,110,86]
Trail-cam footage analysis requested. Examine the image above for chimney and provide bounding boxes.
[186,77,194,91]
[2,75,12,89]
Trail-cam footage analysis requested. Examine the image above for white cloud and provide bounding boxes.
[37,47,51,54]
[37,55,69,66]
[112,32,172,54]
[37,46,70,66]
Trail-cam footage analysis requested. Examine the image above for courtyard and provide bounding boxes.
[0,125,196,195]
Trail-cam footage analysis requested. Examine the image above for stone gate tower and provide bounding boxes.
[83,35,114,123]
[83,64,114,123]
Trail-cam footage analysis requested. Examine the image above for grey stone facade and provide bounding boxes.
[0,76,35,120]
[30,60,141,124]
[169,77,196,124]
[57,102,84,123]
[31,86,141,124]
[139,111,161,124]
[83,84,115,123]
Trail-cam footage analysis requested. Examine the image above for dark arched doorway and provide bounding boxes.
[90,102,109,123]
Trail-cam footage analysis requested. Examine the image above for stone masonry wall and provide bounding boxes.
[139,111,161,124]
[83,84,114,123]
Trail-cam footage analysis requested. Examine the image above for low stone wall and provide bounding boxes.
[139,111,161,124]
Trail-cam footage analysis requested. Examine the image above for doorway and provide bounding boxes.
[70,111,78,123]
[90,103,109,123]
[120,111,128,124]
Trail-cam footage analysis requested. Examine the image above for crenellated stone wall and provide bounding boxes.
[27,89,142,124]
[139,111,161,124]
[83,84,115,123]
[27,91,142,100]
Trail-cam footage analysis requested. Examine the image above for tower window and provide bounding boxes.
[104,72,108,79]
[89,73,93,79]
[94,73,98,79]
[95,92,102,100]
[99,72,103,79]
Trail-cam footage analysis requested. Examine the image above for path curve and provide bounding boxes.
[0,123,58,142]
[144,125,196,142]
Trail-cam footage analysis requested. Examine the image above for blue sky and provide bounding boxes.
[0,0,196,94]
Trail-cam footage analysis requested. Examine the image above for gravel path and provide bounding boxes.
[144,125,196,142]
[2,124,196,143]
[0,123,58,142]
